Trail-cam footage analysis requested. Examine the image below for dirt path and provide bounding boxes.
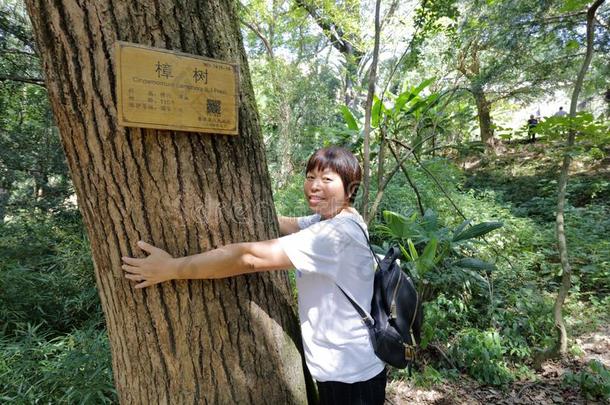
[386,326,610,404]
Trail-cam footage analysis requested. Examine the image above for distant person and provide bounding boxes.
[527,115,538,143]
[554,106,568,117]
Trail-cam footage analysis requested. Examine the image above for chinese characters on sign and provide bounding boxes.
[116,42,239,135]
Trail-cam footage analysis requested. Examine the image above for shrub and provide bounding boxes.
[563,360,610,401]
[449,329,513,386]
[0,323,115,403]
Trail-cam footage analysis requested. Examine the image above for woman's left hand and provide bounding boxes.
[122,241,176,289]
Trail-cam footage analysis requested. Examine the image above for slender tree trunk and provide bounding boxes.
[362,0,381,223]
[25,1,309,403]
[277,101,294,186]
[0,186,8,223]
[344,53,359,108]
[473,88,494,146]
[272,62,294,188]
[553,0,605,356]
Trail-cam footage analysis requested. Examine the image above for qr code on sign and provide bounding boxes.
[207,99,221,115]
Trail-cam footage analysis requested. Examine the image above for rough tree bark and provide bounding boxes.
[472,87,494,146]
[457,41,495,147]
[25,0,309,403]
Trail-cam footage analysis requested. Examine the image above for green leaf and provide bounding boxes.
[457,268,490,285]
[407,239,419,260]
[399,243,412,261]
[453,258,496,272]
[453,221,503,242]
[405,99,427,115]
[395,78,435,112]
[340,105,359,131]
[382,210,420,239]
[559,0,589,13]
[394,91,413,113]
[413,77,435,95]
[454,220,470,237]
[420,238,438,266]
[372,96,383,128]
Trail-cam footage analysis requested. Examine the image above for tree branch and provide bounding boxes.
[0,75,45,87]
[294,0,363,60]
[240,19,274,59]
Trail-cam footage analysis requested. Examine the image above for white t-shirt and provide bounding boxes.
[278,211,385,383]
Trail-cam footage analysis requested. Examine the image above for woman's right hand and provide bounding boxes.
[122,241,177,288]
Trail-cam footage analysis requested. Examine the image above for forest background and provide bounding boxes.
[0,0,609,402]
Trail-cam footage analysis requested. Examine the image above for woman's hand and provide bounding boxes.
[122,241,176,289]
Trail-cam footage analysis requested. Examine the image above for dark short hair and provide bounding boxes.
[305,146,362,204]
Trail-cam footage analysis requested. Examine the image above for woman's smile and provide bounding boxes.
[304,167,349,218]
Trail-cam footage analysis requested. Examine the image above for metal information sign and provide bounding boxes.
[115,42,239,135]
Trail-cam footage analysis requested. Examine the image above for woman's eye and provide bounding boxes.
[323,177,332,182]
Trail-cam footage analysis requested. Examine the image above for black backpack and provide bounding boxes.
[337,220,423,370]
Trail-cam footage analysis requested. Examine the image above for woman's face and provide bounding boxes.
[304,167,349,219]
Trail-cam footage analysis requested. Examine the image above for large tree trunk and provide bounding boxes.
[25,1,309,403]
[473,88,494,145]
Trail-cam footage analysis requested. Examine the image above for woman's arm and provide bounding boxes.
[278,215,300,236]
[122,239,293,289]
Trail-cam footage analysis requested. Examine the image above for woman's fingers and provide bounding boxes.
[122,256,143,266]
[125,273,144,281]
[135,280,154,289]
[137,240,167,256]
[122,264,143,274]
[121,241,173,289]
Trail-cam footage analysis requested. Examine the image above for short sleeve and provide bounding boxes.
[279,219,345,279]
[297,214,321,230]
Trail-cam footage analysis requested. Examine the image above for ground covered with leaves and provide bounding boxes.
[388,324,610,404]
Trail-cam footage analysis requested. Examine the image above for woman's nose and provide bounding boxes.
[309,179,322,190]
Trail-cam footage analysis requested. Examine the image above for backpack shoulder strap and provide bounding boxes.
[335,284,374,328]
[345,218,381,268]
[334,217,381,328]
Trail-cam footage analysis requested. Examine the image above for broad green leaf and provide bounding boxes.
[454,220,470,237]
[412,77,435,96]
[340,105,359,131]
[422,93,441,111]
[382,210,419,239]
[405,99,427,115]
[395,78,435,112]
[453,221,503,242]
[453,258,496,272]
[394,91,413,113]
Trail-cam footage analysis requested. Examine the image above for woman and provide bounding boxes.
[122,146,386,404]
